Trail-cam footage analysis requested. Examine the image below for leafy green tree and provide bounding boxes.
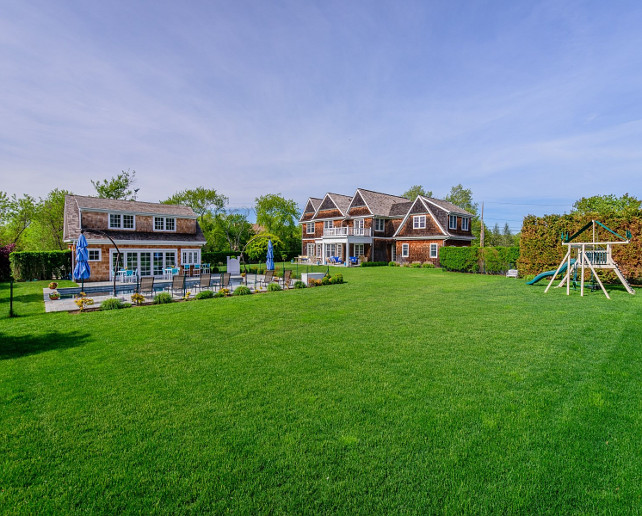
[26,189,72,250]
[571,193,641,215]
[401,185,433,201]
[162,187,228,221]
[244,233,285,262]
[254,194,300,256]
[445,184,478,216]
[216,211,254,251]
[91,169,137,199]
[0,193,37,248]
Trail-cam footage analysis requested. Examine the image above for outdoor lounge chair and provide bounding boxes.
[261,270,274,288]
[219,273,231,291]
[281,269,292,289]
[139,276,155,298]
[198,273,211,291]
[171,275,186,297]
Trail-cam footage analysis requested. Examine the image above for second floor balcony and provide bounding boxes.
[323,227,371,237]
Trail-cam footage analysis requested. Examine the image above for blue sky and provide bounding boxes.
[2,0,642,231]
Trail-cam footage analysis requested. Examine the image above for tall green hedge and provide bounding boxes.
[518,213,642,281]
[10,250,72,281]
[202,251,241,265]
[439,246,519,274]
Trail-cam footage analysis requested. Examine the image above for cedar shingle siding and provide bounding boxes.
[300,188,474,266]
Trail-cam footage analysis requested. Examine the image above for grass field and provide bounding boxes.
[1,268,641,514]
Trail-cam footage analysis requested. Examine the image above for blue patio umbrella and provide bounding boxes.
[73,233,91,291]
[266,239,275,271]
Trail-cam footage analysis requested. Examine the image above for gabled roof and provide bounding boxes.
[68,194,198,218]
[299,197,323,222]
[314,193,353,217]
[392,196,448,238]
[352,188,410,217]
[420,196,474,217]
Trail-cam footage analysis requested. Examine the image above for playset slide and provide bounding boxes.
[527,259,576,285]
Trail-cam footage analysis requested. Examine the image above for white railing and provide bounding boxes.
[323,227,371,237]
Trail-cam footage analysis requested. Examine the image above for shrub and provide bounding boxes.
[330,273,344,284]
[10,250,72,281]
[293,280,306,289]
[321,275,331,285]
[422,262,435,268]
[201,251,241,265]
[267,283,282,292]
[101,298,126,310]
[410,262,422,268]
[360,261,388,267]
[195,290,214,299]
[153,292,173,304]
[388,261,399,267]
[439,247,480,273]
[308,279,322,287]
[74,293,94,312]
[131,293,145,305]
[215,288,230,298]
[0,243,15,281]
[233,285,252,296]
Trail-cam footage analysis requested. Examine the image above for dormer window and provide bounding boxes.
[449,215,458,230]
[109,213,135,230]
[155,217,176,231]
[413,215,426,229]
[462,218,470,231]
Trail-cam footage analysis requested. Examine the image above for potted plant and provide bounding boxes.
[48,290,60,300]
[49,281,58,290]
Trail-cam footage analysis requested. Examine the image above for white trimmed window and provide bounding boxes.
[306,243,315,257]
[181,249,201,265]
[109,213,135,230]
[323,220,334,229]
[413,215,426,229]
[87,249,101,261]
[316,244,322,258]
[449,215,458,230]
[374,218,385,232]
[430,243,438,258]
[401,243,409,257]
[354,244,365,257]
[155,217,176,231]
[306,222,314,234]
[462,217,470,231]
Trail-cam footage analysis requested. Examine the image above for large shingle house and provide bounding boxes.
[300,188,474,265]
[63,195,206,281]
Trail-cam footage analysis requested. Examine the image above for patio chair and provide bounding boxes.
[193,264,201,277]
[281,269,292,289]
[219,273,231,291]
[183,264,191,277]
[171,274,186,297]
[349,256,358,266]
[261,270,274,288]
[198,273,211,292]
[139,276,155,298]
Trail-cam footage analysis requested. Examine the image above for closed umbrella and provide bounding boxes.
[73,233,91,291]
[266,239,274,271]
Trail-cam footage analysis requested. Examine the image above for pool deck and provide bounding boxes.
[43,274,291,312]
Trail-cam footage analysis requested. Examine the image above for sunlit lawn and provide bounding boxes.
[1,268,641,514]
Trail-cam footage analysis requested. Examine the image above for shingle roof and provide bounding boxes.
[327,193,353,215]
[63,194,203,243]
[357,189,411,217]
[80,227,206,243]
[70,195,198,217]
[420,196,474,216]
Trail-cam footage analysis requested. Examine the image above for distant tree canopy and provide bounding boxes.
[254,194,300,254]
[401,185,433,201]
[571,193,641,215]
[161,187,227,221]
[445,184,478,216]
[244,233,285,261]
[91,169,137,200]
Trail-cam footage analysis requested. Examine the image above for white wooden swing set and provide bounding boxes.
[544,220,635,300]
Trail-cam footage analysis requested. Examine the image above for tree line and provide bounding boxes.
[0,169,302,260]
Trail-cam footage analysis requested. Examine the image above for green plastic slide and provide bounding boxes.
[527,259,576,285]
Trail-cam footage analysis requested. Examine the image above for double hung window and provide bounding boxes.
[155,217,176,231]
[449,215,458,230]
[413,215,426,229]
[462,218,470,231]
[374,218,385,232]
[306,222,314,234]
[109,213,135,229]
[401,243,409,257]
[430,243,438,258]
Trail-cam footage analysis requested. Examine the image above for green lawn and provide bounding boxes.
[1,269,641,514]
